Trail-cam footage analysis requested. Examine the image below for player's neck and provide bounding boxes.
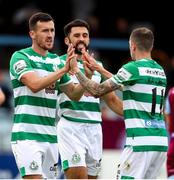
[32,44,48,57]
[135,51,152,60]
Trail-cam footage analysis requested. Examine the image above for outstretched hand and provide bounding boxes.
[81,49,101,72]
[64,44,78,75]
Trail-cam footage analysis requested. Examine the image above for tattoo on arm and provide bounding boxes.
[75,71,122,97]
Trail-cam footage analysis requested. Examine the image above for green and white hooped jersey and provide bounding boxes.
[57,54,103,123]
[10,47,71,143]
[111,59,168,152]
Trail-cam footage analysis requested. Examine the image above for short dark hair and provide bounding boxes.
[29,12,54,30]
[130,27,154,51]
[64,19,90,36]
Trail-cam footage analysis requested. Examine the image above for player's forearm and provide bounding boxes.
[107,96,123,116]
[25,68,67,93]
[40,68,68,91]
[75,70,121,98]
[70,84,85,101]
[97,66,113,79]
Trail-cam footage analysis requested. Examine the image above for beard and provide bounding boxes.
[37,38,54,51]
[41,45,53,51]
[74,41,88,55]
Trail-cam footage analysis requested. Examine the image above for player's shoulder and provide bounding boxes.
[12,47,30,56]
[10,47,32,62]
[123,60,138,71]
[153,60,165,70]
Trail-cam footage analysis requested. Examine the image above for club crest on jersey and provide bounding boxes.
[13,60,27,74]
[71,152,81,164]
[29,160,39,170]
[124,161,131,171]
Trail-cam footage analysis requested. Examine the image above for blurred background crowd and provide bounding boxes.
[0,0,173,178]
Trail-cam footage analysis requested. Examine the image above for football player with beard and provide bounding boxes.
[57,19,123,179]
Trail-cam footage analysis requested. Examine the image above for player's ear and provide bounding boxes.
[131,41,136,51]
[64,37,69,46]
[133,43,137,51]
[29,30,35,39]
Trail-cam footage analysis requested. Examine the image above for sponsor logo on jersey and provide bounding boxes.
[45,83,56,94]
[139,67,166,79]
[13,60,27,74]
[145,69,165,77]
[71,152,81,164]
[145,119,166,128]
[29,160,39,170]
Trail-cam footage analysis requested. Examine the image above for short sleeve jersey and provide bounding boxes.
[111,59,168,152]
[10,47,71,143]
[57,54,104,123]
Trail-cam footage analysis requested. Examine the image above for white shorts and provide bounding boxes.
[11,140,59,178]
[117,146,167,179]
[57,119,102,176]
